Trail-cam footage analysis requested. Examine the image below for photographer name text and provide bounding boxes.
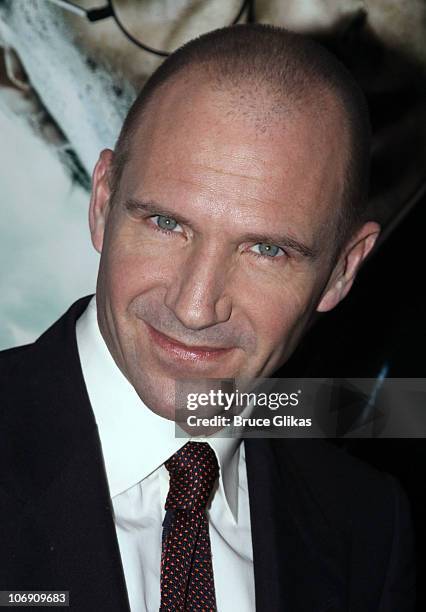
[186,414,312,428]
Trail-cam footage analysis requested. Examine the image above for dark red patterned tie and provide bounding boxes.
[160,441,219,611]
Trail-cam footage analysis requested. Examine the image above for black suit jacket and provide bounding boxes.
[0,297,416,611]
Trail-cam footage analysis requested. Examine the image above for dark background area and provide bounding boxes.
[279,188,426,608]
[1,2,425,606]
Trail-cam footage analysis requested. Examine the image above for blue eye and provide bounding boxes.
[252,243,284,258]
[152,215,182,232]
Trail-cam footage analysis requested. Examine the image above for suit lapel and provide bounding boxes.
[1,296,131,612]
[244,438,350,612]
[3,297,350,612]
[24,426,132,612]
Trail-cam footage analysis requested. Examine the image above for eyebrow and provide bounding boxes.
[241,231,318,259]
[124,198,192,226]
[124,197,319,259]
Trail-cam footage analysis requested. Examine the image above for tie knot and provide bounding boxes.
[164,442,219,511]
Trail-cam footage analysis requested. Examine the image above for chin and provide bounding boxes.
[130,370,177,421]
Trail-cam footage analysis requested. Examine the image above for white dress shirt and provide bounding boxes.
[75,296,256,612]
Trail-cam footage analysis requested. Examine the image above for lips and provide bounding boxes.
[145,322,234,362]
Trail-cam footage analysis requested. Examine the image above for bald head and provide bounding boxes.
[89,26,380,419]
[110,24,371,252]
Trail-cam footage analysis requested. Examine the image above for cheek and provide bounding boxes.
[251,294,302,343]
[99,225,179,309]
[241,273,317,353]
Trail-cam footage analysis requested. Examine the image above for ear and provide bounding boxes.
[89,149,114,254]
[317,221,381,313]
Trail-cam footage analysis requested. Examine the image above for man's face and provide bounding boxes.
[90,76,377,419]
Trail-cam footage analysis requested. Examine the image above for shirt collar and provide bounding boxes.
[75,296,242,522]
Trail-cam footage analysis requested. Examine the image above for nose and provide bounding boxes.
[164,243,233,331]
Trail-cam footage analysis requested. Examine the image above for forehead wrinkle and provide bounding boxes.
[189,161,266,184]
[152,172,292,218]
[143,162,328,232]
[160,170,322,221]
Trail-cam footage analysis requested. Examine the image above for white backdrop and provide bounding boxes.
[1,1,425,350]
[0,108,98,349]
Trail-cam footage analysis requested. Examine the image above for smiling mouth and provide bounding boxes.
[145,323,234,361]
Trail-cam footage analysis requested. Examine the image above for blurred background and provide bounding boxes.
[1,0,426,605]
[1,0,425,354]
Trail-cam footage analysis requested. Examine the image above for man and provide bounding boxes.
[0,24,415,611]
